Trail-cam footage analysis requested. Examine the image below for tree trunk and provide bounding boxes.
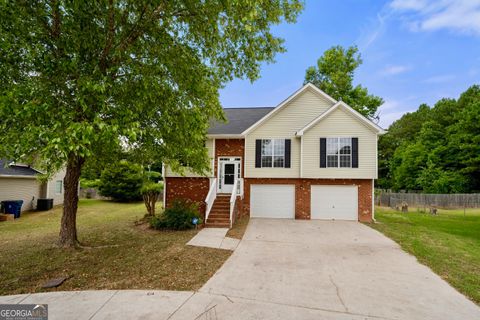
[58,155,84,248]
[151,195,156,216]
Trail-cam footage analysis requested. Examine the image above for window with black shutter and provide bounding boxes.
[320,137,357,168]
[255,139,289,168]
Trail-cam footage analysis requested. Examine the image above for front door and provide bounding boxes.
[218,157,241,193]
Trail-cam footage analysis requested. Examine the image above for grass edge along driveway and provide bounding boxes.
[369,207,480,304]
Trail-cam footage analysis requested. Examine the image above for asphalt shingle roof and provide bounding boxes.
[208,107,274,135]
[0,159,41,176]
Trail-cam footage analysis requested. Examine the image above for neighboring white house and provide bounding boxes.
[0,159,66,212]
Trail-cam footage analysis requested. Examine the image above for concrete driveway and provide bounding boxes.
[174,219,480,320]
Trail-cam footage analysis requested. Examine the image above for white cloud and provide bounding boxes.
[378,110,413,128]
[468,68,479,76]
[357,10,393,51]
[380,65,411,76]
[390,0,480,35]
[424,74,456,83]
[379,99,401,111]
[390,0,429,11]
[377,99,415,127]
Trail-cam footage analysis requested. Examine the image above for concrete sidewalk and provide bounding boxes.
[0,290,193,320]
[187,227,240,251]
[0,290,386,320]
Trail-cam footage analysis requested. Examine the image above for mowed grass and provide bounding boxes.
[0,200,231,295]
[370,207,480,304]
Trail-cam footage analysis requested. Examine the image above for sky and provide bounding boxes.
[219,0,480,128]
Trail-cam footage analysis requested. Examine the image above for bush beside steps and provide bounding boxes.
[149,198,203,230]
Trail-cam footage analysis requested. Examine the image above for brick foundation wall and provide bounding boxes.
[242,178,373,222]
[214,139,245,177]
[165,177,210,218]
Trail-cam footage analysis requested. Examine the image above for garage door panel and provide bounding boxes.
[311,185,357,220]
[250,184,295,219]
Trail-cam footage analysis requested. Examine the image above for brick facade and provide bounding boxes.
[164,177,210,218]
[165,138,373,223]
[214,139,245,178]
[242,178,373,222]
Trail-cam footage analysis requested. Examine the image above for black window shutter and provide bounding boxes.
[352,137,359,168]
[320,138,326,168]
[255,139,262,168]
[284,139,291,168]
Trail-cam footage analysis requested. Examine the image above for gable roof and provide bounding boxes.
[296,101,386,136]
[208,83,385,137]
[208,107,274,135]
[240,83,337,136]
[0,159,41,177]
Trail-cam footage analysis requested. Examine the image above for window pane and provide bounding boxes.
[339,138,352,155]
[261,139,273,156]
[327,138,339,155]
[273,139,285,156]
[340,145,351,155]
[327,155,338,167]
[340,155,351,168]
[261,156,272,167]
[273,156,284,168]
[55,180,62,194]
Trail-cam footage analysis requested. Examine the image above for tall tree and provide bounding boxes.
[379,84,480,193]
[304,45,383,118]
[377,104,430,188]
[0,1,302,247]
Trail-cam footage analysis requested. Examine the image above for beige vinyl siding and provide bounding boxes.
[245,88,334,178]
[46,168,66,206]
[302,107,378,179]
[165,138,214,177]
[0,177,42,211]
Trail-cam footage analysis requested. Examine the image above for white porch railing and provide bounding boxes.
[237,178,244,198]
[229,179,239,228]
[205,178,217,222]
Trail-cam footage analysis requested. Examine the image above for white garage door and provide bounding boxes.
[311,185,358,220]
[250,184,295,219]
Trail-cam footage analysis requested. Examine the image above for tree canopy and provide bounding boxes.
[0,0,302,246]
[378,85,480,193]
[304,45,383,118]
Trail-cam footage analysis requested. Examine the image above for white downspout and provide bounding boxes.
[300,136,304,178]
[372,179,375,222]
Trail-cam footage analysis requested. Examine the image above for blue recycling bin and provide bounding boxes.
[1,200,23,219]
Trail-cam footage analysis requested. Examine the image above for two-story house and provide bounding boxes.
[164,83,385,227]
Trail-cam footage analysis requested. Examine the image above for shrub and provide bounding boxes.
[150,198,202,230]
[141,182,163,216]
[80,178,100,189]
[98,160,143,201]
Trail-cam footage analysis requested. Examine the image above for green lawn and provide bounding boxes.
[370,207,480,304]
[0,200,231,295]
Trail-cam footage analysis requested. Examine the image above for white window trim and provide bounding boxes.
[326,137,353,168]
[261,139,285,168]
[217,157,242,191]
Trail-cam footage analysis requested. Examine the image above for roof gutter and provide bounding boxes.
[206,134,245,139]
[0,174,38,179]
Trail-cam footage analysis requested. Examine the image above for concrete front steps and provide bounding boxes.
[205,194,231,228]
